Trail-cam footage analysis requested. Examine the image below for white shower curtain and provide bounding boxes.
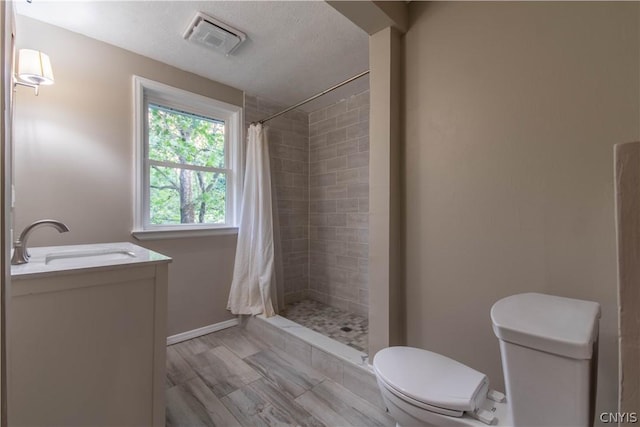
[227,123,276,317]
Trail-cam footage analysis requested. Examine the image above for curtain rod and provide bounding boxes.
[255,70,370,125]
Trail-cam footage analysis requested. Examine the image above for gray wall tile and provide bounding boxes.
[247,91,369,312]
[307,92,369,312]
[309,108,327,125]
[245,95,309,303]
[325,100,347,119]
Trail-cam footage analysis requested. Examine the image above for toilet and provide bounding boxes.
[373,293,601,427]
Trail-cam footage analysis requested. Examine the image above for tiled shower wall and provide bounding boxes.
[307,91,370,317]
[244,91,369,316]
[244,95,309,304]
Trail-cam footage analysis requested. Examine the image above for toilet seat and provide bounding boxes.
[373,347,490,418]
[376,371,465,417]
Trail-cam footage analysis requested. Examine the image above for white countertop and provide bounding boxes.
[11,242,172,280]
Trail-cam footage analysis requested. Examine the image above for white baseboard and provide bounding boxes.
[166,318,239,346]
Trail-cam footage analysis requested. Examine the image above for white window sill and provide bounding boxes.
[132,227,239,241]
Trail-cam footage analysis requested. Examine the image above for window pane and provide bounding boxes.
[149,165,226,225]
[148,104,225,169]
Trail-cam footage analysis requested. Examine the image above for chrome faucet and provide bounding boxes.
[11,219,70,265]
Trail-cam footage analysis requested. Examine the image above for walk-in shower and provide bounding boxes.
[244,73,370,355]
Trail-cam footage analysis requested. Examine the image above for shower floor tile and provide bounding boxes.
[283,299,368,352]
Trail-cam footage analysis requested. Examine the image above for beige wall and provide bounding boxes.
[404,0,639,418]
[369,26,404,356]
[1,3,14,425]
[13,16,243,336]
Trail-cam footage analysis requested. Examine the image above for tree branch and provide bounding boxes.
[151,165,178,189]
[150,185,178,191]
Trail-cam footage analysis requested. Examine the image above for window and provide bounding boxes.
[133,76,242,239]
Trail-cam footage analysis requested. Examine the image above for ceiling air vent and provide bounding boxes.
[183,12,246,56]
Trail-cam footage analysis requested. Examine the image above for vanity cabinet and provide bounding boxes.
[10,242,171,427]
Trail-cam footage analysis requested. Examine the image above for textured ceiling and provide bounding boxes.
[15,1,369,112]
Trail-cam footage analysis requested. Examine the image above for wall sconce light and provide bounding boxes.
[14,49,54,95]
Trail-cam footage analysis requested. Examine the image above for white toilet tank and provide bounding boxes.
[491,293,600,427]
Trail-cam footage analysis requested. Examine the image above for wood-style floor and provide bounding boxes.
[166,326,394,427]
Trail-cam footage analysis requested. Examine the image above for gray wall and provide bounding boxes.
[308,92,370,316]
[403,1,639,418]
[13,16,242,336]
[244,95,309,305]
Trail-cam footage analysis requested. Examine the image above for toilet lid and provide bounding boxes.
[491,293,601,360]
[373,347,488,413]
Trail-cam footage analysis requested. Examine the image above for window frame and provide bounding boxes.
[132,76,243,240]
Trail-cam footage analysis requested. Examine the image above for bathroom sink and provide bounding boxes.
[11,242,171,279]
[45,248,136,265]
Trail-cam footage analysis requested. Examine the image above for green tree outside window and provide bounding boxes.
[147,104,227,225]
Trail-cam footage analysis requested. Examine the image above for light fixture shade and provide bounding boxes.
[18,49,54,85]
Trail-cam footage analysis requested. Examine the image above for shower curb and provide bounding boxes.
[240,314,385,410]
